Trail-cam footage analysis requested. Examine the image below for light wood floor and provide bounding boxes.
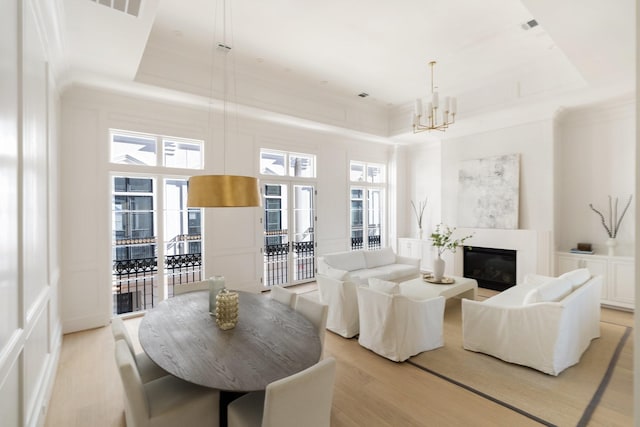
[44,285,634,427]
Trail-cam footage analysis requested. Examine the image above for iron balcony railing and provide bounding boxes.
[112,253,202,314]
[263,229,316,287]
[351,234,381,251]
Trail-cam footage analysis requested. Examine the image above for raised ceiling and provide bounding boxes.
[59,0,635,137]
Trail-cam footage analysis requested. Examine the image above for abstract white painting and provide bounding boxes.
[457,154,520,229]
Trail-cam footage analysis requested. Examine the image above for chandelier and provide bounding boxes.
[412,61,457,133]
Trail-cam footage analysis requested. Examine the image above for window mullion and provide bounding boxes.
[156,176,166,302]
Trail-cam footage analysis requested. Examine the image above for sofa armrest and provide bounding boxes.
[396,254,420,267]
[316,274,359,338]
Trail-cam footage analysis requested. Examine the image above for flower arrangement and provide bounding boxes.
[411,198,427,229]
[430,224,473,258]
[589,195,633,238]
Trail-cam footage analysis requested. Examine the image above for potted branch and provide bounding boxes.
[411,198,427,239]
[430,224,473,281]
[589,195,632,256]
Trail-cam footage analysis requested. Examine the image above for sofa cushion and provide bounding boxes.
[523,274,554,286]
[370,264,419,281]
[522,289,539,305]
[534,277,573,303]
[368,278,400,295]
[323,250,367,272]
[559,268,591,290]
[325,266,348,281]
[364,247,396,268]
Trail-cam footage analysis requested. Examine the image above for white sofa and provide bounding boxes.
[316,247,420,338]
[462,268,602,376]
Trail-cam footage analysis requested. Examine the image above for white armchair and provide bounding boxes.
[357,284,445,362]
[316,274,359,338]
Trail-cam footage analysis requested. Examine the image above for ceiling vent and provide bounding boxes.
[521,19,539,30]
[89,0,142,17]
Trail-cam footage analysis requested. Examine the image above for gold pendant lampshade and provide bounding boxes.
[187,175,260,208]
[186,0,260,209]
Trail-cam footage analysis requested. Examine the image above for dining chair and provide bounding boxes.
[294,295,329,352]
[269,285,296,307]
[227,357,336,427]
[114,340,220,427]
[173,280,210,295]
[111,317,167,383]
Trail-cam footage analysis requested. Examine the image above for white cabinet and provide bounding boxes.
[398,238,433,271]
[556,252,634,310]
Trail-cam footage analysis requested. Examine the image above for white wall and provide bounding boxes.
[60,85,393,332]
[0,1,62,426]
[441,119,555,232]
[556,97,635,255]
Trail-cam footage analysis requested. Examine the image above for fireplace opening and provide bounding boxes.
[463,246,516,292]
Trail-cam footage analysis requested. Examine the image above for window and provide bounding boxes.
[260,148,316,288]
[110,130,203,169]
[350,161,385,250]
[110,130,204,316]
[260,149,316,178]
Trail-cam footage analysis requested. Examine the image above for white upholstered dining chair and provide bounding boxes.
[173,280,210,295]
[269,285,296,307]
[111,317,167,383]
[114,340,220,427]
[294,295,329,352]
[227,357,336,427]
[357,284,445,362]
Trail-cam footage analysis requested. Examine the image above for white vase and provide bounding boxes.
[418,228,423,239]
[208,275,226,315]
[605,238,617,257]
[433,256,445,281]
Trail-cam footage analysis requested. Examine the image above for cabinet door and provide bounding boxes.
[609,260,634,307]
[557,256,580,274]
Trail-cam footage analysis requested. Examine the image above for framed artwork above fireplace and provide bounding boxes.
[457,153,520,229]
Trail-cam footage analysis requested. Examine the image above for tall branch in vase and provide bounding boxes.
[411,198,427,239]
[588,195,633,238]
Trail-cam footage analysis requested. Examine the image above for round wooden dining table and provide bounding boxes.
[139,290,322,393]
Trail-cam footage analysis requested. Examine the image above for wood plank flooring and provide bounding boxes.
[44,284,633,427]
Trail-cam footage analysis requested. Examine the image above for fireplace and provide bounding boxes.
[463,246,516,291]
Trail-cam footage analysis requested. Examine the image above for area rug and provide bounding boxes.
[407,300,631,427]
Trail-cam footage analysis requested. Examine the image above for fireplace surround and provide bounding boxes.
[463,246,516,291]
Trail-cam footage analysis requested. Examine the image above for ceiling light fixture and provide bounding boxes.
[187,0,260,208]
[412,61,457,133]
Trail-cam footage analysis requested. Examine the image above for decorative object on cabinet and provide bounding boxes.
[577,243,592,251]
[588,195,632,256]
[457,153,520,229]
[410,197,427,239]
[430,224,473,281]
